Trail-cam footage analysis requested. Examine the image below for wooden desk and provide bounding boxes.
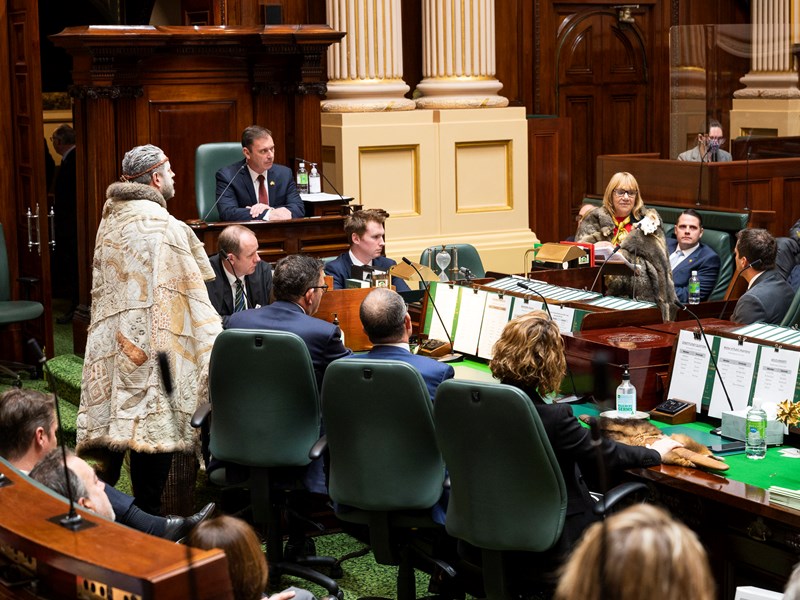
[0,462,231,599]
[189,216,349,261]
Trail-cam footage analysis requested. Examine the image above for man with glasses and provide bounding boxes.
[216,125,305,221]
[227,254,351,388]
[677,119,732,162]
[354,287,453,401]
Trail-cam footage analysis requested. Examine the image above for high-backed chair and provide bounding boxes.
[194,329,342,598]
[194,142,244,222]
[321,358,453,600]
[780,286,800,327]
[419,244,485,279]
[0,223,44,382]
[434,379,646,599]
[663,224,733,301]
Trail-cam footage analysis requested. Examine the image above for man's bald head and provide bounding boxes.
[360,287,408,344]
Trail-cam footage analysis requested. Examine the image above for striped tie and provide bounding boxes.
[234,279,246,312]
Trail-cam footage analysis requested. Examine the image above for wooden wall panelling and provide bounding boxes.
[527,116,572,242]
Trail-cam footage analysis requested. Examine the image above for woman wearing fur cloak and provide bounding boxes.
[576,172,677,320]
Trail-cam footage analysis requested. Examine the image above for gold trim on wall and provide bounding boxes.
[454,140,513,214]
[358,144,421,217]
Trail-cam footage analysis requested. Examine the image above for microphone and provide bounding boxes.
[203,162,246,222]
[718,258,762,319]
[220,250,250,310]
[295,157,347,204]
[402,257,456,358]
[676,300,733,412]
[458,266,474,281]
[515,281,588,404]
[744,134,752,211]
[27,339,94,531]
[696,144,706,206]
[589,244,622,292]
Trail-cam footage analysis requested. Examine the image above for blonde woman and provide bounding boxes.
[555,504,715,600]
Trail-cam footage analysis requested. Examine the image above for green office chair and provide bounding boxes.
[781,287,800,327]
[0,223,44,383]
[192,329,342,598]
[419,244,486,279]
[194,142,245,222]
[434,380,645,599]
[664,225,732,301]
[320,358,454,600]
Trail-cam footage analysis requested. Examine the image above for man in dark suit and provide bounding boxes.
[732,228,794,325]
[324,208,411,291]
[216,125,305,222]
[227,254,351,388]
[667,209,720,303]
[50,124,78,322]
[355,287,453,400]
[206,225,272,328]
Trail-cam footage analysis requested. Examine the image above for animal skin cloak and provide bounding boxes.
[78,182,222,455]
[576,207,677,321]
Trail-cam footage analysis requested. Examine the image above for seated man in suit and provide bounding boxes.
[677,119,732,162]
[206,225,273,327]
[216,125,305,222]
[667,209,720,303]
[227,253,352,389]
[732,228,794,325]
[0,388,213,540]
[356,287,453,400]
[324,208,411,291]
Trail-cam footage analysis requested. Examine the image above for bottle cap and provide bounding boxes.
[691,270,698,276]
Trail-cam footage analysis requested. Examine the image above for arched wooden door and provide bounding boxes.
[556,9,649,206]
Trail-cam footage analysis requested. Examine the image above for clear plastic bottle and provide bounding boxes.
[296,162,309,194]
[745,401,767,460]
[615,366,637,417]
[333,313,344,346]
[309,163,321,194]
[688,270,701,304]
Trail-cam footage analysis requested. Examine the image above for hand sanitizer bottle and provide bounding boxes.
[309,163,322,194]
[296,162,309,194]
[615,366,636,417]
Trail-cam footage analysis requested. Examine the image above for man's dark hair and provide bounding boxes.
[29,448,87,503]
[679,208,703,228]
[360,288,406,344]
[53,124,76,145]
[707,118,722,133]
[736,228,776,271]
[344,209,390,244]
[0,389,56,461]
[272,254,323,302]
[241,126,272,150]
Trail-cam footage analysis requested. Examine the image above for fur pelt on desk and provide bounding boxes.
[577,207,678,321]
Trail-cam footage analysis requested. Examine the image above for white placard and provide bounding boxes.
[549,304,576,333]
[666,329,712,409]
[477,293,512,359]
[426,283,459,342]
[453,288,488,355]
[510,296,545,319]
[752,346,800,404]
[709,337,759,418]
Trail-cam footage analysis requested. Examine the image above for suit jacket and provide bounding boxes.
[216,160,305,221]
[226,300,352,388]
[324,252,411,292]
[511,382,660,549]
[677,146,733,162]
[731,269,794,325]
[667,238,720,303]
[206,254,273,328]
[354,345,454,401]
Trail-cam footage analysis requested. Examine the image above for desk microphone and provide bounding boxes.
[203,163,246,222]
[515,281,587,404]
[589,244,622,292]
[402,257,455,357]
[220,250,250,310]
[744,134,752,211]
[458,266,475,281]
[675,300,733,412]
[695,146,706,206]
[27,339,94,531]
[718,258,761,320]
[295,157,347,203]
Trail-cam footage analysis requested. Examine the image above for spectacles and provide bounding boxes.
[309,284,329,294]
[613,189,638,198]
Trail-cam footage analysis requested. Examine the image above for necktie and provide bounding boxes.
[669,249,683,270]
[257,174,269,206]
[234,279,246,312]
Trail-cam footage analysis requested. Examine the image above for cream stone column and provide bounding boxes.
[730,0,800,137]
[415,0,508,109]
[322,0,415,112]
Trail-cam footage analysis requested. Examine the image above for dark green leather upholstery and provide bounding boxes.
[420,244,486,278]
[781,288,800,327]
[0,223,43,324]
[194,142,244,222]
[663,226,733,301]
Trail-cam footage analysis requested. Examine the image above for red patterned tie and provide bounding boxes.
[257,174,269,206]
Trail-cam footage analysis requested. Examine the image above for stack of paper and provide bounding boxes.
[768,486,800,510]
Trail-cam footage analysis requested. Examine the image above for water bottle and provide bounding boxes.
[745,402,767,460]
[333,313,345,346]
[615,366,637,417]
[309,163,322,194]
[296,162,309,194]
[688,270,701,305]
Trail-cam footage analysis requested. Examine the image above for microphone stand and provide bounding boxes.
[675,301,734,412]
[695,146,706,206]
[203,163,246,222]
[515,281,588,404]
[402,257,460,362]
[744,139,752,211]
[589,244,622,292]
[27,339,95,531]
[295,157,348,204]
